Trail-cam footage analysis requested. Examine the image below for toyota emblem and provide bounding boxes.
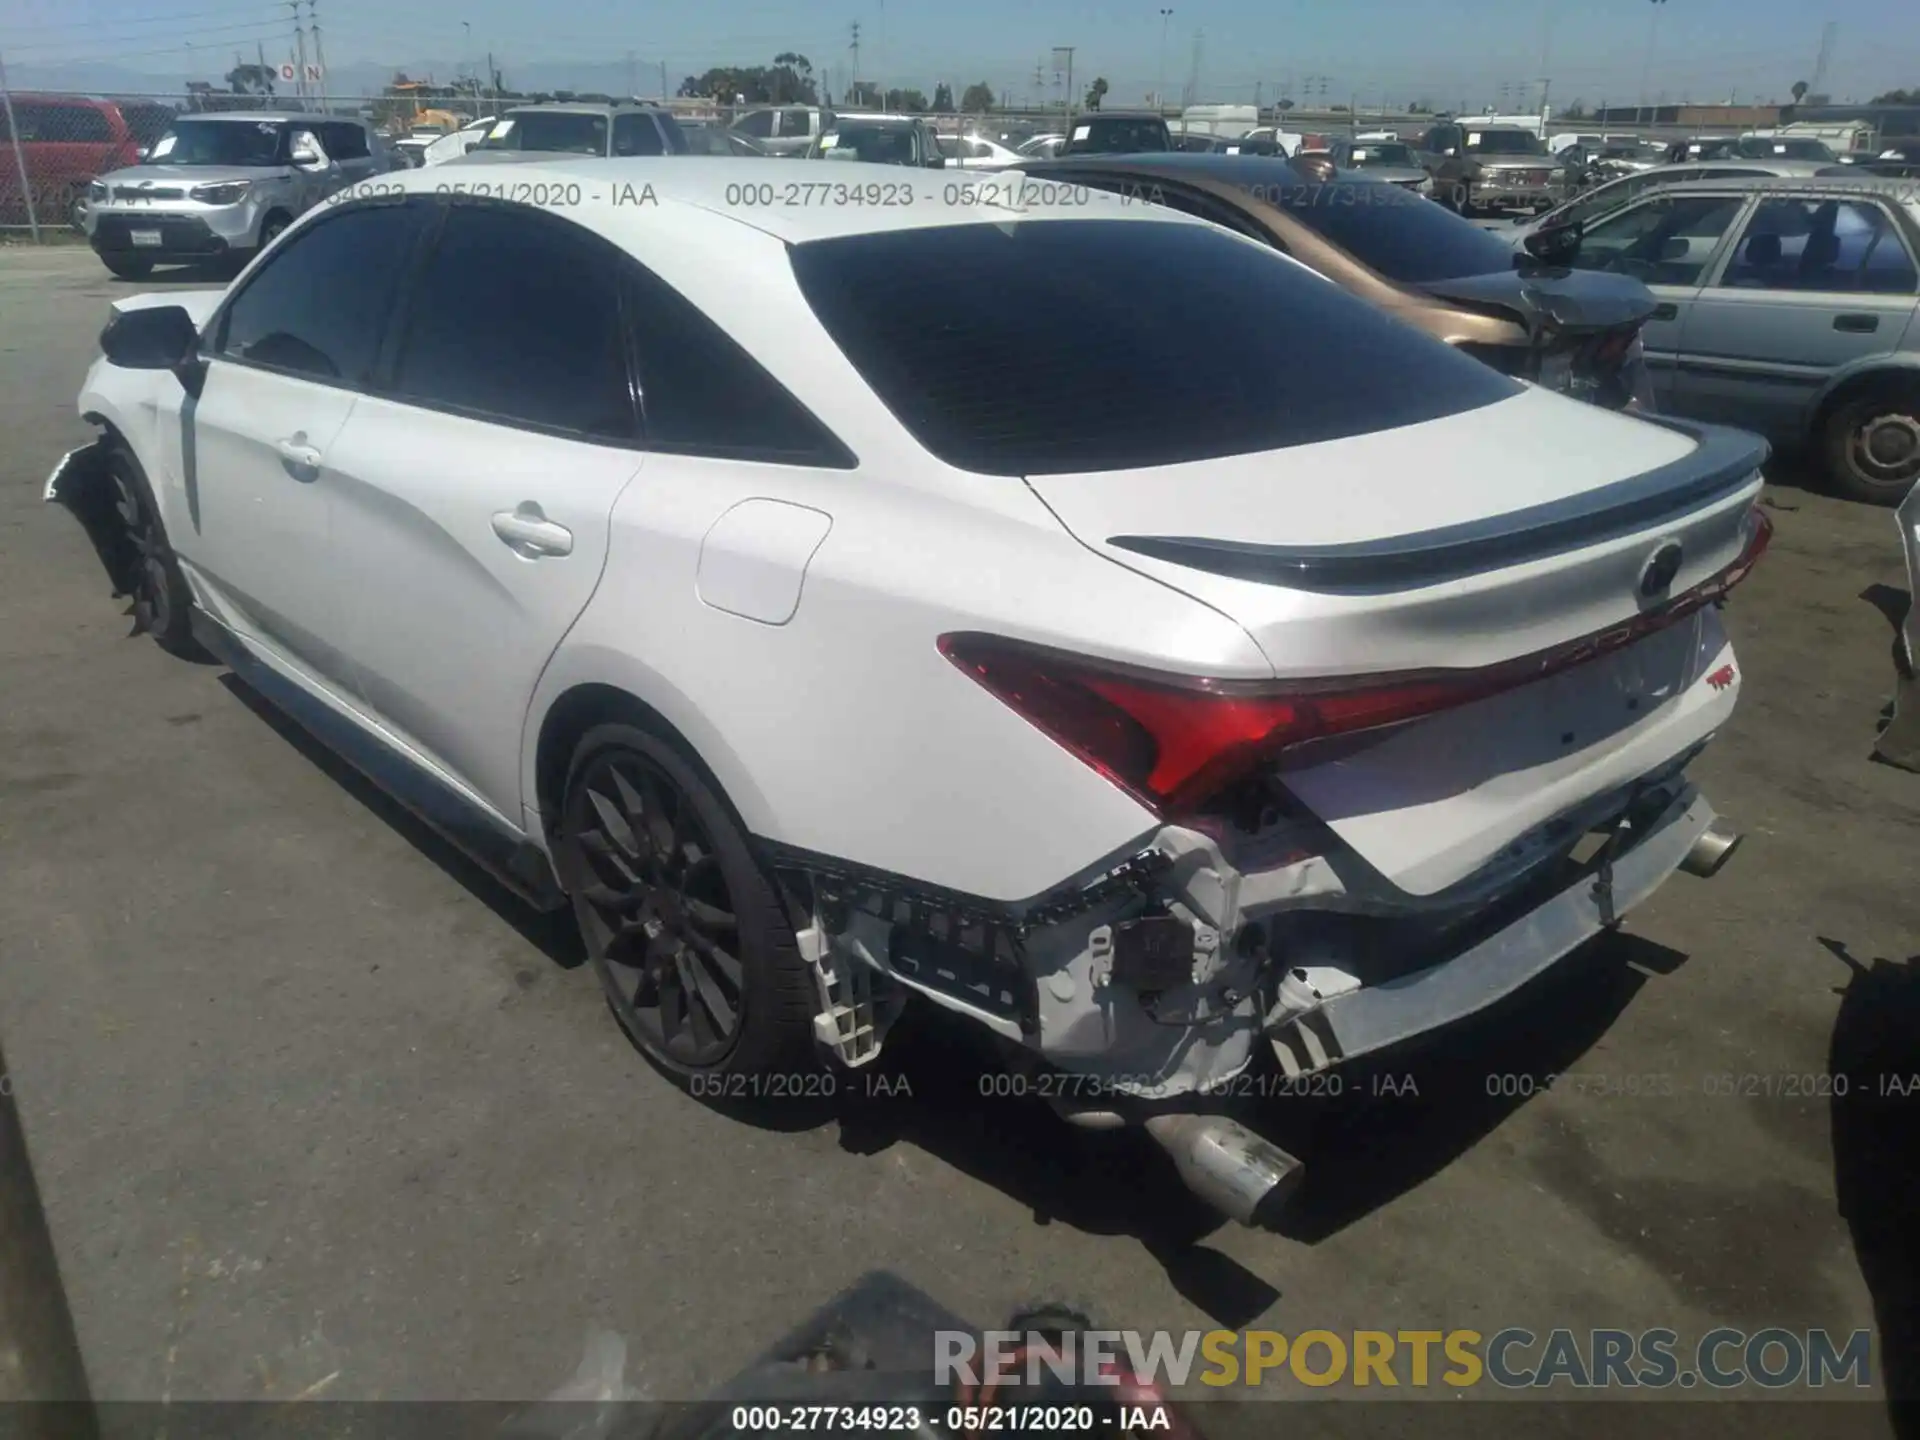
[1639,541,1684,598]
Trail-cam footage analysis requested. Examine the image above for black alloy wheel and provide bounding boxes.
[565,743,750,1068]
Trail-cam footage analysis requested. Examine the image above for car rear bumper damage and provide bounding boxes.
[766,747,1740,1223]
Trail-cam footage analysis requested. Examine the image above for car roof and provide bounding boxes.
[1635,173,1918,199]
[339,156,1212,245]
[504,102,663,117]
[1020,151,1299,183]
[1079,110,1165,121]
[830,114,925,126]
[175,111,342,124]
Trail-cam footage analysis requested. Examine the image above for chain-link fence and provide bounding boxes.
[4,84,1899,241]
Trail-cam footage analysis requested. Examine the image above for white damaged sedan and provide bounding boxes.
[49,158,1770,1224]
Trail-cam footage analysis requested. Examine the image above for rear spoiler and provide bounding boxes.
[1106,418,1769,594]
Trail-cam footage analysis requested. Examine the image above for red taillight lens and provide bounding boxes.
[940,506,1771,817]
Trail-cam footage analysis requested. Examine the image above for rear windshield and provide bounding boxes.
[788,219,1517,476]
[1070,118,1170,153]
[1274,179,1520,283]
[481,111,608,155]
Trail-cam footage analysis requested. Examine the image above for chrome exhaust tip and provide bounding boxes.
[1681,821,1744,878]
[1143,1113,1304,1227]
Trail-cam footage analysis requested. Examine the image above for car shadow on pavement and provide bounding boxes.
[1820,937,1920,1436]
[1259,929,1686,1244]
[113,261,235,285]
[215,674,588,972]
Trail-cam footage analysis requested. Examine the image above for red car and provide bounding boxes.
[1,94,177,231]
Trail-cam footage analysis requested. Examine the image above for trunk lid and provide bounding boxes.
[1024,389,1767,893]
[1417,265,1658,336]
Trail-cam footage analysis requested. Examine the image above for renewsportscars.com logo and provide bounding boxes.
[935,1327,1875,1391]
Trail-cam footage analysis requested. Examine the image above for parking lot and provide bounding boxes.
[0,243,1915,1431]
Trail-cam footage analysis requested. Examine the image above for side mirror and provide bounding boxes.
[1523,216,1584,263]
[929,153,946,168]
[1658,236,1690,262]
[290,132,324,167]
[101,305,205,393]
[135,145,150,161]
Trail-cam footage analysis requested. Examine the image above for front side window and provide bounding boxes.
[734,109,776,139]
[390,204,634,439]
[612,113,664,157]
[1721,197,1919,294]
[1571,194,1746,287]
[216,201,420,383]
[789,218,1518,477]
[147,119,287,167]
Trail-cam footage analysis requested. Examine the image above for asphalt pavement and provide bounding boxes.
[0,245,1915,1434]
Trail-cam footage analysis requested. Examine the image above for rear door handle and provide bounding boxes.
[491,505,574,557]
[276,435,322,470]
[1834,313,1879,333]
[1651,302,1679,321]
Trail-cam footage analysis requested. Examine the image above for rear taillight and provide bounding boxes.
[940,507,1771,816]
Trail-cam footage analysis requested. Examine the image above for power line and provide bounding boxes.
[0,2,285,36]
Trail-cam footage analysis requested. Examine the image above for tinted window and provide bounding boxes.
[218,202,418,383]
[1466,130,1545,155]
[324,122,369,159]
[624,267,851,465]
[11,103,114,143]
[612,113,664,156]
[1070,118,1170,154]
[735,109,776,138]
[789,219,1517,477]
[483,111,608,155]
[1273,178,1519,283]
[392,204,634,439]
[826,126,917,164]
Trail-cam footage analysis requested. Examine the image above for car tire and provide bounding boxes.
[558,722,819,1083]
[257,210,292,248]
[105,442,201,657]
[100,255,153,280]
[1821,385,1920,506]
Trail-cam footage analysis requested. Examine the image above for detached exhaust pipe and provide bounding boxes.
[1144,1113,1304,1227]
[1681,820,1744,878]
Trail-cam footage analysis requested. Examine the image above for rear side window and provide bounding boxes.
[789,219,1518,477]
[324,122,370,160]
[391,204,635,439]
[8,102,113,142]
[624,266,854,466]
[1270,179,1520,284]
[612,113,664,156]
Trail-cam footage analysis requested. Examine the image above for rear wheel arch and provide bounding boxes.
[532,683,763,852]
[1810,363,1920,438]
[1811,364,1920,505]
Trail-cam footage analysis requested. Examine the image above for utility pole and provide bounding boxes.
[626,50,636,98]
[1538,76,1551,128]
[1157,9,1173,113]
[849,21,861,97]
[1052,46,1074,118]
[288,0,307,103]
[659,60,668,102]
[307,0,327,107]
[1637,0,1668,124]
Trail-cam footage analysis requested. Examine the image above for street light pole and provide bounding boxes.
[1153,17,1166,112]
[1637,0,1667,125]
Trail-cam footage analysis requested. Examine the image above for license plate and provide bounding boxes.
[130,229,162,246]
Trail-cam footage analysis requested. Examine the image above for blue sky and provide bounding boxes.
[4,0,1915,106]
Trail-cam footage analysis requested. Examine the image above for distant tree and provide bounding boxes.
[677,74,702,98]
[770,52,818,104]
[1870,87,1920,103]
[959,81,996,113]
[845,80,882,108]
[1560,99,1590,118]
[1085,76,1109,110]
[885,87,929,112]
[225,63,276,96]
[1275,97,1295,112]
[1329,103,1348,112]
[1407,99,1433,114]
[1792,79,1810,103]
[932,82,954,111]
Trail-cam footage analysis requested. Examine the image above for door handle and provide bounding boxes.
[1651,302,1679,321]
[491,505,573,557]
[275,435,322,470]
[1834,313,1879,333]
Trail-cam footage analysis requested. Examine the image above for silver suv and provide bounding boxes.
[85,113,382,278]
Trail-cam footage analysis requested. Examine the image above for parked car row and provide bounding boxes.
[49,152,1772,1219]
